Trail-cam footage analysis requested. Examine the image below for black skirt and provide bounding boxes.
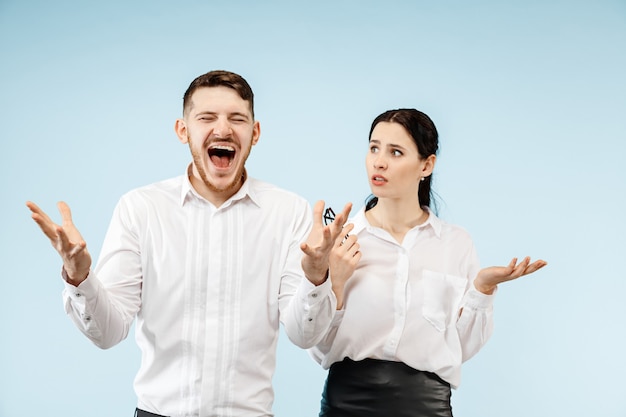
[319,358,453,417]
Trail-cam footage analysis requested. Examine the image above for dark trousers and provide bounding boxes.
[320,358,453,417]
[135,408,167,417]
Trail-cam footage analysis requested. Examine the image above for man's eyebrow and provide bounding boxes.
[194,110,250,119]
[228,111,250,119]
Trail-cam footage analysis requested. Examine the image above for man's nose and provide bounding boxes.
[213,117,232,138]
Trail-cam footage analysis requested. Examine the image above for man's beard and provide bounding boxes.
[188,135,252,194]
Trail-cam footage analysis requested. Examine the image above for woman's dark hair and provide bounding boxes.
[365,108,439,212]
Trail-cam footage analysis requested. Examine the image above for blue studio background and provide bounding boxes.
[1,1,625,416]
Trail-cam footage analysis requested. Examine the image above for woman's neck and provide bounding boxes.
[365,198,428,243]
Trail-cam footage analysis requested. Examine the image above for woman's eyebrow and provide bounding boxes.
[370,139,406,149]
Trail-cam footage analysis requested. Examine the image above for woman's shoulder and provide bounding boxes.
[430,213,474,243]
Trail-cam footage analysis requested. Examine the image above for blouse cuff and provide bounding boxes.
[464,285,497,310]
[330,308,345,326]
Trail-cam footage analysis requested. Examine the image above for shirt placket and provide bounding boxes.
[382,246,409,359]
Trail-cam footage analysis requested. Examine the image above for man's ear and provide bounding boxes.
[175,118,188,144]
[252,120,261,146]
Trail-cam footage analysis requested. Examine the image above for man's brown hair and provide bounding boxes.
[183,70,255,118]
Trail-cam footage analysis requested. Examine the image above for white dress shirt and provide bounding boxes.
[309,207,495,389]
[62,171,336,416]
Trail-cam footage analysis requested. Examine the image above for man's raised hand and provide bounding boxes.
[26,201,92,286]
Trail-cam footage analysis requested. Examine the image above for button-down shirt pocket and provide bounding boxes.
[421,270,467,332]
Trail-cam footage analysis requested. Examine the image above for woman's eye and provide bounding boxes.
[392,149,403,156]
[370,146,378,153]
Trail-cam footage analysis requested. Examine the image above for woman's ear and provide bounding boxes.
[421,154,437,178]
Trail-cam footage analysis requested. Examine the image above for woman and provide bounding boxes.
[310,108,547,417]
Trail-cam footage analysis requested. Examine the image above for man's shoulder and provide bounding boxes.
[120,175,184,203]
[248,177,308,205]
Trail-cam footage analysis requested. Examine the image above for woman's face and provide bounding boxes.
[366,121,435,202]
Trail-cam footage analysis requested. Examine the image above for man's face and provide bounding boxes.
[176,86,260,204]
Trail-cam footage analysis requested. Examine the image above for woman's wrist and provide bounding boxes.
[474,280,497,295]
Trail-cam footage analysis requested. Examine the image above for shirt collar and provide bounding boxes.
[423,206,443,238]
[179,164,260,209]
[350,205,443,238]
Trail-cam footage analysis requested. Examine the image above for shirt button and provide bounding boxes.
[84,316,91,321]
[311,293,318,298]
[75,293,81,297]
[308,318,313,322]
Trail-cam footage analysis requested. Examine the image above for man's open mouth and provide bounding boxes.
[208,145,236,168]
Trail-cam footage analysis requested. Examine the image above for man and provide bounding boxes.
[27,70,350,416]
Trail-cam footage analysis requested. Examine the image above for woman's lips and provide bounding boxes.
[371,175,387,186]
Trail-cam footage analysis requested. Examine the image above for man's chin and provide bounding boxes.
[204,172,244,193]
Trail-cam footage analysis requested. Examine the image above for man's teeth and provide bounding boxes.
[211,145,235,151]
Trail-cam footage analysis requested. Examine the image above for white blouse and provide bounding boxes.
[309,207,495,388]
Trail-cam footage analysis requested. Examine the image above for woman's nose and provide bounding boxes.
[373,154,387,169]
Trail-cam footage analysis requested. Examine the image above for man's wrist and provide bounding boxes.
[62,267,89,287]
[307,269,329,286]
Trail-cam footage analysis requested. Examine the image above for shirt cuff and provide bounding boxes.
[297,276,334,305]
[61,268,98,300]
